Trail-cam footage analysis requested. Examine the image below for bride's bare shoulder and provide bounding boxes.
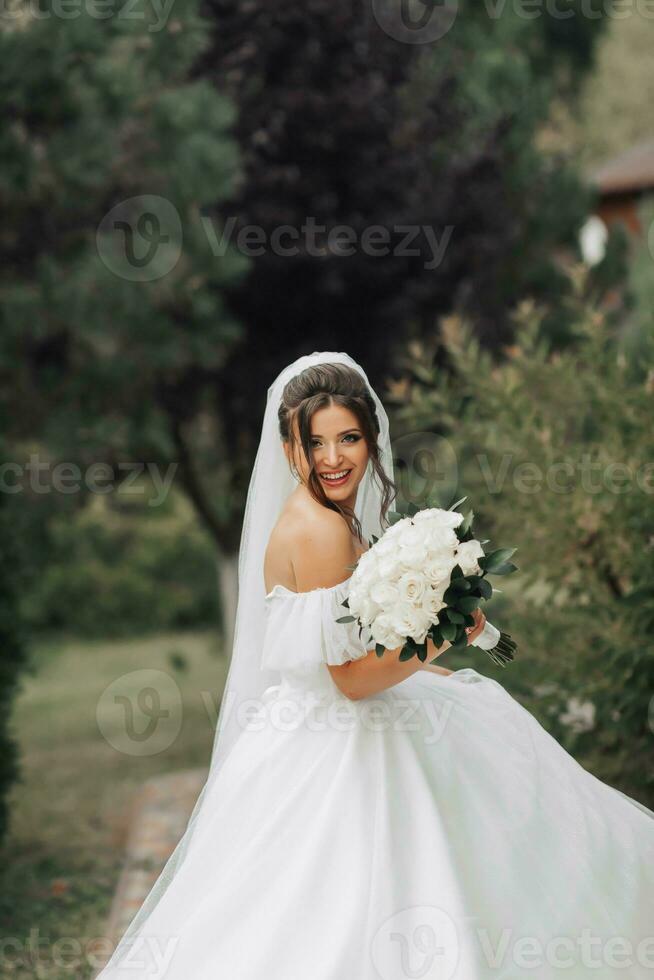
[266,493,356,593]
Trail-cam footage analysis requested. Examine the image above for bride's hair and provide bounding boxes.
[278,361,397,542]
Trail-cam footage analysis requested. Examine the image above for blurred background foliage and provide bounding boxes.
[390,262,654,803]
[21,485,220,638]
[0,0,652,973]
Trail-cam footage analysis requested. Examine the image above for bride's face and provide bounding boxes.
[285,402,370,501]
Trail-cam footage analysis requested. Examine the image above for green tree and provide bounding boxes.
[392,267,654,805]
[189,0,612,511]
[0,0,248,636]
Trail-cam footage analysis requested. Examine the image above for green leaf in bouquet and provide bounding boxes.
[406,501,420,517]
[463,612,476,627]
[388,511,403,525]
[415,641,428,662]
[444,579,472,604]
[456,595,480,614]
[336,614,357,623]
[370,534,379,545]
[340,598,350,608]
[448,629,468,651]
[459,508,474,534]
[489,562,518,576]
[430,625,444,648]
[445,609,465,624]
[450,563,464,580]
[447,494,468,511]
[375,643,386,658]
[479,547,517,573]
[399,645,416,661]
[466,575,493,600]
[440,621,457,641]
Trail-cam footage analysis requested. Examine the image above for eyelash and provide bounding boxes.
[310,434,361,448]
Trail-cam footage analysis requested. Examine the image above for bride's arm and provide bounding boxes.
[421,664,455,676]
[330,636,452,700]
[291,516,453,700]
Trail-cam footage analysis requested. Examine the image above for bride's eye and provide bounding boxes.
[310,434,361,448]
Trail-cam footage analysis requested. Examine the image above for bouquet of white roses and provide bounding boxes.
[337,497,518,668]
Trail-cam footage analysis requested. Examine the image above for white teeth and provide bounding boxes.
[321,470,350,481]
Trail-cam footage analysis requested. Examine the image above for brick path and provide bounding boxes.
[94,768,207,976]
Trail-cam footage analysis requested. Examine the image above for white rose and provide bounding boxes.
[377,553,404,581]
[370,579,400,608]
[426,507,465,529]
[397,542,430,570]
[383,517,411,540]
[358,596,378,625]
[374,535,397,557]
[420,585,446,618]
[396,523,424,548]
[425,524,459,555]
[454,539,485,576]
[370,612,404,649]
[396,570,427,605]
[391,602,432,644]
[410,509,436,523]
[422,553,456,589]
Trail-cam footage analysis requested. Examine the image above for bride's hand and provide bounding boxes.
[465,608,486,645]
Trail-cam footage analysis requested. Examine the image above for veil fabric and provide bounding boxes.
[97,351,394,974]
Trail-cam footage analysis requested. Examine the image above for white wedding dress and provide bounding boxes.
[100,575,654,980]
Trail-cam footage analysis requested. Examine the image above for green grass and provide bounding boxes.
[0,629,227,980]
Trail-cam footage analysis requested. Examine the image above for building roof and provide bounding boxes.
[588,138,654,195]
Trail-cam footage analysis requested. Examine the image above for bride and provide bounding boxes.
[95,351,654,980]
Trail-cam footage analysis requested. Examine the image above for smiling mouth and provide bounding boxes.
[319,469,352,486]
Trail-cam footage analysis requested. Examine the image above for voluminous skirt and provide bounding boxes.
[98,581,654,980]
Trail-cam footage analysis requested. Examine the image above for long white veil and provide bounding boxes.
[96,350,394,976]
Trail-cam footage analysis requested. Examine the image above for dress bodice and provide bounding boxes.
[262,577,374,681]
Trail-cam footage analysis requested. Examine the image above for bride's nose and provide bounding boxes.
[325,443,342,466]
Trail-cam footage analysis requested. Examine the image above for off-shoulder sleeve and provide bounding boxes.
[261,579,374,673]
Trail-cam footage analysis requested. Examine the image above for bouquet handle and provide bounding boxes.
[470,620,501,651]
[469,619,516,667]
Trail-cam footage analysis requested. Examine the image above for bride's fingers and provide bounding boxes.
[465,609,486,642]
